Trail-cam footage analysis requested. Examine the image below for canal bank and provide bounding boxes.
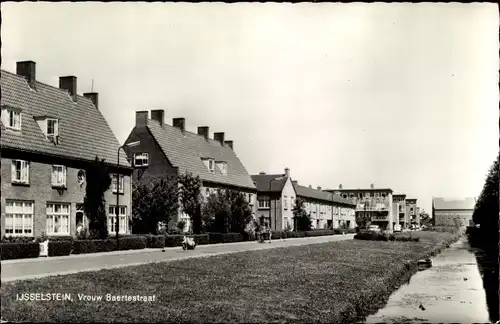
[365,236,490,323]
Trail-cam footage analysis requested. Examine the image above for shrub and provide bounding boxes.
[73,239,117,254]
[48,241,73,257]
[271,231,287,239]
[347,228,356,234]
[305,230,335,237]
[177,220,186,232]
[296,231,307,238]
[165,235,184,247]
[1,242,40,260]
[192,234,210,245]
[118,236,147,251]
[354,231,389,241]
[1,236,36,244]
[143,234,166,248]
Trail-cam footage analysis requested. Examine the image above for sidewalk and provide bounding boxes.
[1,234,353,282]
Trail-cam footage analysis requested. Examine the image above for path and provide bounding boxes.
[2,234,354,282]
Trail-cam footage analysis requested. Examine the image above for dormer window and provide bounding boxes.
[134,153,149,167]
[47,119,59,136]
[1,107,22,131]
[216,161,227,175]
[202,158,215,172]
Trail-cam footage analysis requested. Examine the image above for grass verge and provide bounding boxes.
[1,232,462,323]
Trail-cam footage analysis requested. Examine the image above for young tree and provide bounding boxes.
[83,156,112,239]
[202,189,231,233]
[226,190,253,234]
[419,211,433,227]
[132,175,179,234]
[292,197,312,231]
[178,172,202,234]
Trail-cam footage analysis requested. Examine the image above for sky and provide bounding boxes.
[2,2,498,214]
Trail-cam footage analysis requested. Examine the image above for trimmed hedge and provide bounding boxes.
[193,234,210,245]
[1,242,40,260]
[208,233,243,244]
[305,230,335,237]
[354,231,420,242]
[143,234,166,248]
[73,239,117,254]
[165,235,184,247]
[118,236,147,251]
[48,241,73,257]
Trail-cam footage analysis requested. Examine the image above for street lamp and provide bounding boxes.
[116,141,140,250]
[269,176,285,230]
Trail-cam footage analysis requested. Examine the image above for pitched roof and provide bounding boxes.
[295,184,355,206]
[1,70,130,168]
[326,188,393,193]
[251,174,288,192]
[146,120,256,190]
[433,197,476,210]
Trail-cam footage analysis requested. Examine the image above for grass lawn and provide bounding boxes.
[1,231,459,323]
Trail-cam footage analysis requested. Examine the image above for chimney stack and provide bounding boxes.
[135,111,148,127]
[214,132,225,145]
[173,118,185,133]
[16,61,36,89]
[317,186,322,191]
[151,110,165,126]
[339,184,343,190]
[198,126,209,140]
[292,180,298,186]
[224,140,233,150]
[308,185,312,189]
[59,76,77,101]
[259,172,266,175]
[83,93,98,109]
[370,183,375,189]
[284,168,290,177]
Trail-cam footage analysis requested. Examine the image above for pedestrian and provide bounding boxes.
[267,224,272,243]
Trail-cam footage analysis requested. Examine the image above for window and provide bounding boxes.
[382,193,386,198]
[77,170,86,186]
[5,201,33,236]
[134,153,149,167]
[11,160,30,184]
[47,119,59,136]
[4,109,21,130]
[208,159,214,172]
[291,197,295,208]
[248,193,253,204]
[46,203,70,235]
[112,174,125,193]
[52,165,67,187]
[216,162,227,175]
[284,196,288,209]
[258,199,270,209]
[206,188,210,197]
[108,206,127,234]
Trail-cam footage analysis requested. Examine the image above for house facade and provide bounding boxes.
[1,61,133,238]
[327,185,395,232]
[393,194,407,228]
[406,198,419,227]
[124,110,257,231]
[432,197,476,228]
[295,183,357,230]
[251,168,297,230]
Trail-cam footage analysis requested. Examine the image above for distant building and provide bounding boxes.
[393,194,407,228]
[124,110,257,231]
[326,184,396,232]
[406,198,419,227]
[432,197,476,228]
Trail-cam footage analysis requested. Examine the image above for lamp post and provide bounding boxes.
[116,141,140,250]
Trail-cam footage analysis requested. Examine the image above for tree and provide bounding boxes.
[419,210,433,227]
[178,172,202,234]
[202,189,231,233]
[83,156,112,239]
[356,204,371,229]
[132,175,179,234]
[292,197,312,231]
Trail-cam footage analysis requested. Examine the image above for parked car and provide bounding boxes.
[394,224,402,232]
[367,225,381,233]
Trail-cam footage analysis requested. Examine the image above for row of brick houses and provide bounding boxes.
[1,60,419,237]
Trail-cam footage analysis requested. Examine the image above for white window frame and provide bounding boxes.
[4,109,22,130]
[208,159,215,172]
[5,200,34,236]
[258,199,270,209]
[284,196,288,210]
[52,165,67,187]
[76,204,87,228]
[46,203,70,236]
[134,153,149,167]
[112,174,125,194]
[11,160,30,184]
[108,205,127,234]
[46,118,59,136]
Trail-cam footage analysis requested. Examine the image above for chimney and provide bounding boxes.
[284,168,290,177]
[317,186,322,191]
[135,111,148,127]
[198,126,209,140]
[59,76,77,101]
[292,180,298,186]
[214,132,225,145]
[16,61,36,89]
[370,183,375,189]
[83,93,98,109]
[308,185,312,189]
[259,172,266,175]
[151,110,165,126]
[173,118,185,133]
[224,140,233,150]
[339,184,343,190]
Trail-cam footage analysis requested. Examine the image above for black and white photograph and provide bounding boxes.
[0,2,498,323]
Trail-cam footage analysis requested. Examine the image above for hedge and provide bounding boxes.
[118,236,147,251]
[143,234,166,248]
[73,239,117,254]
[193,234,210,245]
[305,229,335,237]
[1,242,40,260]
[354,231,420,242]
[208,233,243,244]
[48,241,73,257]
[165,235,184,247]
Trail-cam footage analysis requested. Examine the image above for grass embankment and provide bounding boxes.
[1,231,460,323]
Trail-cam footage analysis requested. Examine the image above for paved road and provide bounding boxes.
[2,234,354,282]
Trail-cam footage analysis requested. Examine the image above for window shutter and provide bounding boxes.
[23,161,29,182]
[51,166,57,184]
[54,120,59,136]
[63,166,67,186]
[11,161,16,181]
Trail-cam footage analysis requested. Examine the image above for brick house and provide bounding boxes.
[1,61,133,238]
[123,110,257,231]
[432,197,476,228]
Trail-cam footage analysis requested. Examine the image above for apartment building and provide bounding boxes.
[1,61,133,238]
[251,168,296,230]
[406,198,419,227]
[326,184,395,232]
[393,194,407,228]
[124,110,257,231]
[294,183,356,230]
[432,197,476,228]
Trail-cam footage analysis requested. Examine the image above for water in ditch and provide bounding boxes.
[365,237,490,323]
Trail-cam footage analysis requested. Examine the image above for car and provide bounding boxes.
[367,225,381,233]
[394,224,402,232]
